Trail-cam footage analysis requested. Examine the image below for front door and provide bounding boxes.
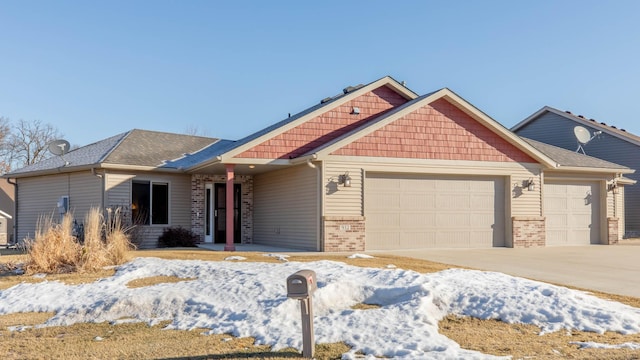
[204,184,214,243]
[212,183,241,244]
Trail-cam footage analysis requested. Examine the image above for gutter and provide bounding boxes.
[546,166,635,175]
[186,155,223,172]
[306,158,323,252]
[92,168,105,210]
[290,153,318,165]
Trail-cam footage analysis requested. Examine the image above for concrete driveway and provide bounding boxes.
[378,242,640,298]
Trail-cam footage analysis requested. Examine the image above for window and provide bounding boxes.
[132,180,169,225]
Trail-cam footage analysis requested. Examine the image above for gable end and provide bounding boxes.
[233,86,409,160]
[331,98,538,163]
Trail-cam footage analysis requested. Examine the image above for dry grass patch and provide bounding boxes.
[0,268,116,290]
[0,312,54,329]
[0,320,347,360]
[134,249,455,273]
[351,303,381,310]
[126,275,197,288]
[440,315,640,359]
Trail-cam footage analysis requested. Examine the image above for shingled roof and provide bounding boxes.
[6,129,219,177]
[522,137,631,171]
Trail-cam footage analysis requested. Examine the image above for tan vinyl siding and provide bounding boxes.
[68,172,103,222]
[253,164,318,250]
[324,162,363,216]
[107,172,192,249]
[105,173,135,208]
[509,166,543,217]
[16,172,101,242]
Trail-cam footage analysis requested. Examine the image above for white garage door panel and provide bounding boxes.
[545,182,600,246]
[365,173,505,250]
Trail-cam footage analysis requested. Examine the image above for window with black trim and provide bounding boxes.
[132,180,169,225]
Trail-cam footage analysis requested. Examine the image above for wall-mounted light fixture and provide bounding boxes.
[338,172,352,187]
[608,181,619,194]
[351,107,360,115]
[525,178,535,191]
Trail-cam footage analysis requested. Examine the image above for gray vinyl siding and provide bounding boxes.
[16,171,101,242]
[516,112,640,236]
[253,164,319,250]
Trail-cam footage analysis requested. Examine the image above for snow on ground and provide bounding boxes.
[2,257,640,359]
[347,253,375,259]
[571,341,640,350]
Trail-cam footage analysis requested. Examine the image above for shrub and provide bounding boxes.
[158,226,198,247]
[24,208,135,274]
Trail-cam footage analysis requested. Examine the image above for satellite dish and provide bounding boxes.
[48,139,70,156]
[574,126,591,144]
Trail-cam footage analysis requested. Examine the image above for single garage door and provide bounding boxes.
[365,173,505,250]
[545,181,600,246]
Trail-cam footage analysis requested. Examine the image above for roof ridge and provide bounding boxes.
[99,130,133,163]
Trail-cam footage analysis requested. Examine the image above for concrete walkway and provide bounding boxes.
[378,242,640,298]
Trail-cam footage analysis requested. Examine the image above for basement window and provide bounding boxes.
[132,181,169,225]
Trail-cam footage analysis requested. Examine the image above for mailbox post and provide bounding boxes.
[286,270,317,359]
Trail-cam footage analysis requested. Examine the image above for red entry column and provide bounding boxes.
[224,164,236,251]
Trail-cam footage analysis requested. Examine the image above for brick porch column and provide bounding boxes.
[224,164,236,251]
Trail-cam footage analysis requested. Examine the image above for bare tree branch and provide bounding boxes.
[0,118,62,172]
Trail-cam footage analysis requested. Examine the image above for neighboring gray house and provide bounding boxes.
[3,77,635,250]
[512,106,640,237]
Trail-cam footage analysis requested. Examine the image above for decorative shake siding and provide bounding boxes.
[253,164,318,250]
[16,171,102,242]
[235,86,409,160]
[190,174,253,244]
[332,98,537,163]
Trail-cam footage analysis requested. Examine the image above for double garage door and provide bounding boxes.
[365,173,505,250]
[544,181,600,246]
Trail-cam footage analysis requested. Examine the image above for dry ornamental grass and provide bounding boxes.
[22,208,134,275]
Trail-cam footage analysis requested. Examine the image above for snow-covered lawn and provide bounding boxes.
[2,255,640,359]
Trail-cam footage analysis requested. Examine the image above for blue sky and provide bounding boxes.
[1,1,639,146]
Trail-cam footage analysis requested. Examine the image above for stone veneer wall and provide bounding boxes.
[323,216,365,252]
[607,217,619,245]
[512,216,545,248]
[191,174,253,244]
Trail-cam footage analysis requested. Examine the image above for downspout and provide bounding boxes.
[91,168,105,210]
[7,178,17,245]
[307,159,323,251]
